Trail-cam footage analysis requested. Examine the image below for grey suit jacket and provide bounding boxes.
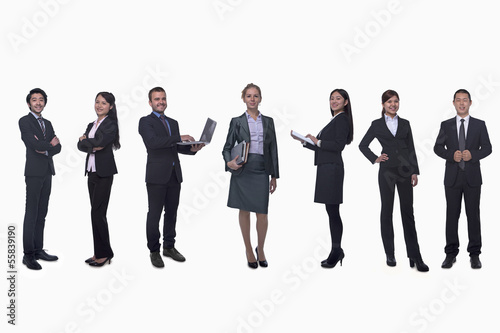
[222,113,279,178]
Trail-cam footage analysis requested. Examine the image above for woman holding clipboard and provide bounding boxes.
[291,88,354,268]
[222,83,279,269]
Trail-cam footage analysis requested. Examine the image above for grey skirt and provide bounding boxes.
[227,154,270,214]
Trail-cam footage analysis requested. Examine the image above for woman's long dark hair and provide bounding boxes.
[96,92,121,150]
[330,88,354,144]
[381,89,399,117]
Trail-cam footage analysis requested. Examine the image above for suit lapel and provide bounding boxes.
[238,113,250,141]
[450,118,459,148]
[262,114,269,142]
[29,113,46,140]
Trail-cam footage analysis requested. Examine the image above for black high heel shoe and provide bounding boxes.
[321,249,344,268]
[248,261,258,269]
[409,258,429,272]
[255,247,268,268]
[85,257,95,264]
[89,256,112,267]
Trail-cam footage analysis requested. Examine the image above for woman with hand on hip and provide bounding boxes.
[291,88,353,268]
[359,90,429,272]
[222,83,279,269]
[77,92,120,267]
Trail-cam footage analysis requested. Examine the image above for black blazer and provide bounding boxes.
[139,113,195,184]
[434,116,492,187]
[359,116,419,175]
[304,113,350,165]
[222,113,279,178]
[77,117,118,177]
[19,113,61,177]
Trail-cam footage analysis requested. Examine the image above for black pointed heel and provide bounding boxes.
[255,247,268,268]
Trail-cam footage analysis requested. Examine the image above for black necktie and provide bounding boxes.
[38,117,46,139]
[160,115,171,136]
[459,119,465,170]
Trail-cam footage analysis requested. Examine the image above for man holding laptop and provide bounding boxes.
[138,87,209,268]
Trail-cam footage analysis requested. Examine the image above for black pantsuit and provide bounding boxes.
[87,172,114,258]
[78,117,118,259]
[359,116,423,259]
[378,167,420,258]
[434,116,491,256]
[19,113,61,256]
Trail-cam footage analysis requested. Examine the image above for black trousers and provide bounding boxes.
[444,170,482,256]
[378,167,421,258]
[146,171,181,252]
[88,172,114,258]
[23,172,52,256]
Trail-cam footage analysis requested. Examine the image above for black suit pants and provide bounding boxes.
[146,170,181,252]
[444,170,481,256]
[378,167,421,258]
[88,172,114,258]
[23,171,52,256]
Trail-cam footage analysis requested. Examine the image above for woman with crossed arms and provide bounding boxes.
[78,92,120,267]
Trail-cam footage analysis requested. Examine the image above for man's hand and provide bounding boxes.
[462,150,472,161]
[190,143,205,152]
[50,136,60,147]
[180,135,195,142]
[453,150,463,162]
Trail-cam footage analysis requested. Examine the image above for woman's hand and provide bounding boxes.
[290,130,305,143]
[305,134,319,145]
[270,177,277,194]
[79,134,86,142]
[375,153,389,163]
[227,156,242,171]
[411,174,418,187]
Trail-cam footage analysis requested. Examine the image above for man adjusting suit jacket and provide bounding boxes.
[434,89,492,269]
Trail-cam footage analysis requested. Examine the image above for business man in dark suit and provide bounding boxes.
[434,89,492,269]
[139,87,204,268]
[359,90,428,272]
[19,88,61,270]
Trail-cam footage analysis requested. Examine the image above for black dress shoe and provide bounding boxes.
[89,257,112,267]
[150,252,164,268]
[409,258,429,272]
[163,247,186,262]
[23,255,42,270]
[321,249,344,269]
[255,247,268,267]
[85,257,95,264]
[441,255,457,268]
[248,261,258,269]
[470,255,482,269]
[386,255,397,267]
[35,250,58,261]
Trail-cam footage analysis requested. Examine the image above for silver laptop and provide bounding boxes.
[177,117,217,145]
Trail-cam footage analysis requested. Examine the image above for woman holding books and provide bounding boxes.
[291,88,354,268]
[358,89,429,272]
[222,83,279,269]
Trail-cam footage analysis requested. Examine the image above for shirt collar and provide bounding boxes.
[30,111,41,120]
[94,115,108,125]
[246,111,261,120]
[153,111,164,118]
[456,114,470,123]
[384,114,398,122]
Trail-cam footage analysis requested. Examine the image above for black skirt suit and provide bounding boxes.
[304,113,350,204]
[77,117,118,259]
[359,116,422,259]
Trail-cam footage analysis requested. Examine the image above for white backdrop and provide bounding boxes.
[1,0,499,332]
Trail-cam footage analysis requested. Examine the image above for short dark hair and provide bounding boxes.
[26,88,47,105]
[453,89,471,101]
[148,87,166,101]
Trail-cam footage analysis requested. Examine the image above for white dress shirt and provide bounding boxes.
[385,114,398,137]
[87,116,107,172]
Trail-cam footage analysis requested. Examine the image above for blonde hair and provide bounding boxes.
[241,83,262,100]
